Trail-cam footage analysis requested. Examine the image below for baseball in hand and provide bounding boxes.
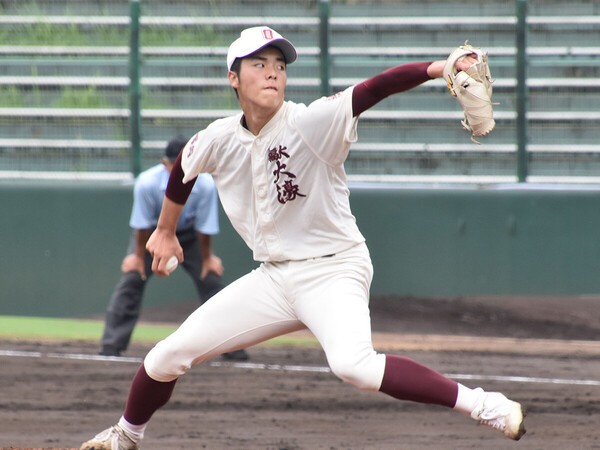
[165,256,179,274]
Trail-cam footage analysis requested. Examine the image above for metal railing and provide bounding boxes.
[1,0,599,183]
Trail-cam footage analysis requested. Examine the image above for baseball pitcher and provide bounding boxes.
[80,26,523,450]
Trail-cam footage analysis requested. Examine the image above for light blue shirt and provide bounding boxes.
[129,164,219,235]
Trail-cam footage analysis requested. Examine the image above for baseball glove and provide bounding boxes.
[443,41,495,144]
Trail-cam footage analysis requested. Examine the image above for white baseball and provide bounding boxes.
[165,256,179,273]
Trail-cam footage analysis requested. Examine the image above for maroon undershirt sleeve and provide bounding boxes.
[165,151,196,205]
[352,61,433,117]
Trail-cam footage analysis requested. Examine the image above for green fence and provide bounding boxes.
[2,180,600,318]
[0,0,599,182]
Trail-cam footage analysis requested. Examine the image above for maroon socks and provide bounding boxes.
[123,364,177,425]
[379,355,458,408]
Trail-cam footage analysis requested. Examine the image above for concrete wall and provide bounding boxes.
[1,180,599,317]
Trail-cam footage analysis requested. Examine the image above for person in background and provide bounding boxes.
[99,137,248,361]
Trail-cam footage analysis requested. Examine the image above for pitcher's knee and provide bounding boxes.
[144,338,195,382]
[328,352,385,391]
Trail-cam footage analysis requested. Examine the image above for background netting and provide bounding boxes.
[0,0,598,182]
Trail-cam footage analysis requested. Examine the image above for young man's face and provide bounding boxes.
[228,46,287,112]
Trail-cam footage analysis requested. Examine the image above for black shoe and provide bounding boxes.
[99,346,121,357]
[221,349,249,361]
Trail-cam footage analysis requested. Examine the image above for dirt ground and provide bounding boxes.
[3,294,600,449]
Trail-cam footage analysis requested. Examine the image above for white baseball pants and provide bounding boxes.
[144,242,386,391]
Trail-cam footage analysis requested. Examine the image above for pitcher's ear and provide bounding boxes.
[229,70,240,89]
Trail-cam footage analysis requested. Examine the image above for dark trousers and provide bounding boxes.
[101,228,222,353]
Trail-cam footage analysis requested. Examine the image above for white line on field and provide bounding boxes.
[445,373,600,386]
[2,349,599,387]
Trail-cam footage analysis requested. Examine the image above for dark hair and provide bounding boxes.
[164,138,188,161]
[230,58,241,99]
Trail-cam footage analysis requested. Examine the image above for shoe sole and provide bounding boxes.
[508,403,526,441]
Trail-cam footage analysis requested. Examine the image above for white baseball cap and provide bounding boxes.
[227,26,297,71]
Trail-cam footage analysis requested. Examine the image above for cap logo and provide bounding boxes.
[262,29,274,40]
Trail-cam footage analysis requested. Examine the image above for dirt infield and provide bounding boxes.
[3,295,600,449]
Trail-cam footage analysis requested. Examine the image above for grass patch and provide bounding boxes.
[54,86,113,108]
[0,316,319,347]
[0,315,176,343]
[0,23,227,47]
[0,86,26,107]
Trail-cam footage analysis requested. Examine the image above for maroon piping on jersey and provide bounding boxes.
[352,61,432,117]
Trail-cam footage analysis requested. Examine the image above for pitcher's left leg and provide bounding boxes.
[293,244,384,391]
[293,244,525,440]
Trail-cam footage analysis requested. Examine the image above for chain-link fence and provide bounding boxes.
[0,0,598,182]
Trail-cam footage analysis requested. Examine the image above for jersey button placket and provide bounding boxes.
[252,138,280,259]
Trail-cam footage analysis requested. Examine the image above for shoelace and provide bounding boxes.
[478,416,506,431]
[97,425,137,448]
[476,405,508,431]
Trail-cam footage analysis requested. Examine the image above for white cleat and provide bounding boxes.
[470,389,526,440]
[79,424,140,450]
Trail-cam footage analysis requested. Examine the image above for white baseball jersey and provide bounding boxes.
[181,86,365,262]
